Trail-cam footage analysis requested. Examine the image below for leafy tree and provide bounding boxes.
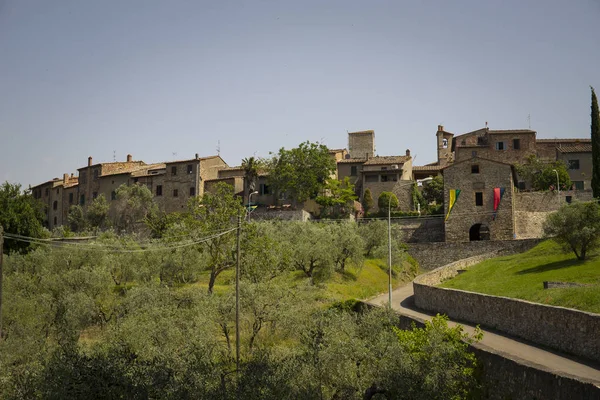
[378,191,399,211]
[283,222,333,282]
[515,155,571,191]
[189,182,245,293]
[358,220,387,257]
[268,141,336,204]
[112,183,158,233]
[592,87,600,197]
[543,201,600,260]
[242,156,265,199]
[362,188,374,215]
[0,182,45,253]
[241,222,292,283]
[67,205,87,232]
[86,194,110,230]
[422,175,444,205]
[327,222,364,272]
[316,177,358,218]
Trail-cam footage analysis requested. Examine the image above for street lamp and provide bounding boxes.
[247,191,258,221]
[388,195,392,308]
[552,169,560,206]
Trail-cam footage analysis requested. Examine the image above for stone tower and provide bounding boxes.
[436,125,454,166]
[348,130,375,159]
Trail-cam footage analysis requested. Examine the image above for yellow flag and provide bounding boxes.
[445,189,461,221]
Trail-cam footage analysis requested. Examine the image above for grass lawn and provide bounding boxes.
[439,241,600,314]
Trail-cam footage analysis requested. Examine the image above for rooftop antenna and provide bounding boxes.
[113,150,116,162]
[528,114,531,129]
[485,121,488,128]
[217,140,221,156]
[172,152,177,160]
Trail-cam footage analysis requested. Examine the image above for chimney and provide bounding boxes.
[195,153,199,160]
[406,149,411,157]
[127,154,132,162]
[88,156,93,167]
[63,173,68,183]
[437,125,444,132]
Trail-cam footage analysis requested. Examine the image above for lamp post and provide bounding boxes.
[388,195,392,308]
[552,169,560,206]
[247,191,258,221]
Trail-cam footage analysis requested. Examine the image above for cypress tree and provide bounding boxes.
[592,87,600,198]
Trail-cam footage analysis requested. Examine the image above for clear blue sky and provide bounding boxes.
[1,0,599,188]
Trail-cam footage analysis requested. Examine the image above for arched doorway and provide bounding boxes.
[469,224,490,241]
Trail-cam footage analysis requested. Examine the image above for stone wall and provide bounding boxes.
[364,306,600,399]
[514,191,594,238]
[407,239,539,270]
[413,256,600,363]
[249,209,312,221]
[365,180,414,212]
[393,217,445,243]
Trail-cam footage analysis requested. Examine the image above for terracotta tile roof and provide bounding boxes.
[556,143,592,153]
[413,165,442,171]
[536,138,591,143]
[363,156,410,166]
[166,155,225,164]
[221,166,244,171]
[348,130,374,135]
[488,129,536,134]
[337,158,367,164]
[328,148,346,153]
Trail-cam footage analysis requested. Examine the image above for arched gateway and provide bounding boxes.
[469,223,490,241]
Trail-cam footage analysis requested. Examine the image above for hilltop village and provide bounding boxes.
[32,125,592,242]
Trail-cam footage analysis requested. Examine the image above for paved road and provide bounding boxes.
[367,283,600,385]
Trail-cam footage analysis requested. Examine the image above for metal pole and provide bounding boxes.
[388,197,392,308]
[553,169,560,206]
[235,214,241,374]
[0,226,4,339]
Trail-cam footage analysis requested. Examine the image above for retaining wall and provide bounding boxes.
[407,239,540,270]
[395,313,600,400]
[413,255,600,364]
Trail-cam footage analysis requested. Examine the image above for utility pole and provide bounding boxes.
[0,226,4,339]
[235,214,241,375]
[388,198,392,308]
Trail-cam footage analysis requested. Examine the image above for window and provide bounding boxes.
[171,166,177,175]
[471,164,480,174]
[260,183,271,195]
[111,191,116,200]
[45,188,49,196]
[477,136,486,145]
[566,195,573,204]
[53,216,57,225]
[350,166,357,176]
[189,187,196,196]
[568,160,580,170]
[133,178,139,183]
[93,192,98,200]
[56,188,59,194]
[80,194,85,205]
[392,174,398,182]
[187,164,193,174]
[69,193,74,204]
[518,181,526,190]
[513,139,521,150]
[381,175,388,182]
[53,201,58,210]
[442,138,448,148]
[495,142,505,150]
[156,185,163,196]
[573,181,584,190]
[365,175,378,183]
[93,169,99,179]
[173,189,178,197]
[475,192,483,206]
[80,172,87,184]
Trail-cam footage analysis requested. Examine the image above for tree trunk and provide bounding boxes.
[363,384,386,400]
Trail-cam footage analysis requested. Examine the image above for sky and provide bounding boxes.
[1,0,600,188]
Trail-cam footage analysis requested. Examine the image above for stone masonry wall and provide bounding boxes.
[407,239,540,270]
[366,180,413,212]
[393,218,445,243]
[413,255,600,363]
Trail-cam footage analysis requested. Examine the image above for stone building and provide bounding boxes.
[31,174,79,230]
[537,139,592,190]
[443,157,517,242]
[337,130,414,212]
